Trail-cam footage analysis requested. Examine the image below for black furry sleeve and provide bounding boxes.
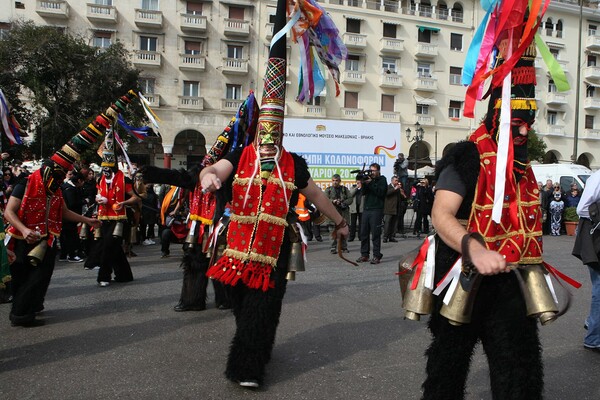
[141,165,199,191]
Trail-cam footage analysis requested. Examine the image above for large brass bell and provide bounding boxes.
[112,221,124,238]
[286,222,305,281]
[185,223,197,246]
[403,266,434,321]
[93,226,102,240]
[518,264,559,325]
[130,225,138,243]
[440,273,482,326]
[27,240,48,267]
[79,223,88,240]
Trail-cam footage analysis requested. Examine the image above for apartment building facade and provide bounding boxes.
[1,0,599,169]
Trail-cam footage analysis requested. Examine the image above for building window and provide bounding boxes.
[449,66,462,85]
[344,91,359,108]
[0,23,10,40]
[348,0,360,7]
[139,78,155,94]
[226,84,242,99]
[346,18,361,34]
[418,28,431,43]
[227,45,243,59]
[141,0,159,11]
[586,85,595,98]
[549,48,559,60]
[545,18,553,36]
[229,6,245,19]
[417,104,429,115]
[417,62,432,78]
[307,96,323,106]
[183,81,199,97]
[95,0,113,5]
[140,36,157,51]
[93,31,112,48]
[184,40,202,55]
[437,4,448,20]
[383,23,397,39]
[346,54,360,71]
[186,1,203,14]
[451,5,463,23]
[555,20,563,38]
[548,80,557,93]
[547,111,557,125]
[450,33,462,51]
[588,55,597,67]
[381,94,394,112]
[382,57,397,74]
[448,100,461,118]
[585,115,594,129]
[589,24,598,36]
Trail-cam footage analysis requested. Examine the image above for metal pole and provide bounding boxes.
[414,138,418,180]
[573,0,584,163]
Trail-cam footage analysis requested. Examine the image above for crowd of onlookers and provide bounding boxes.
[539,179,582,236]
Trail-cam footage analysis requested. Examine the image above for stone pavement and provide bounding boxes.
[1,234,599,400]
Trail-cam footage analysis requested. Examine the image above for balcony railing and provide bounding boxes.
[224,18,250,36]
[133,50,162,67]
[179,54,206,71]
[143,93,160,108]
[222,58,249,74]
[341,70,366,85]
[380,111,401,122]
[341,108,364,120]
[415,43,438,58]
[36,0,70,19]
[180,13,207,32]
[135,9,163,28]
[583,66,600,82]
[303,105,327,118]
[546,92,567,105]
[343,33,367,49]
[380,37,404,54]
[380,73,403,88]
[415,114,435,126]
[415,76,438,91]
[265,23,274,40]
[222,99,244,112]
[584,97,600,109]
[451,10,464,23]
[178,96,204,111]
[545,125,565,136]
[581,129,600,140]
[86,4,117,23]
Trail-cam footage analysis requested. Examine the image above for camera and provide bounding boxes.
[350,163,373,182]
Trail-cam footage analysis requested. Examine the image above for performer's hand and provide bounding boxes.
[7,249,16,264]
[87,218,101,229]
[200,172,222,193]
[335,225,349,240]
[112,202,123,211]
[470,241,508,275]
[22,228,39,244]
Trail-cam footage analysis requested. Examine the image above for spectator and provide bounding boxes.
[141,183,159,245]
[348,179,362,242]
[541,179,554,234]
[549,191,564,236]
[324,174,352,253]
[413,178,434,237]
[59,172,85,262]
[159,186,185,258]
[383,176,402,243]
[565,185,582,208]
[356,163,387,264]
[393,153,409,189]
[396,180,408,238]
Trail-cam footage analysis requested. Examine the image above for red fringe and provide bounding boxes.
[207,257,275,291]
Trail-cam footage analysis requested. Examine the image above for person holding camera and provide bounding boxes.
[383,176,403,243]
[348,178,362,242]
[393,153,409,190]
[413,178,433,237]
[324,174,353,254]
[356,163,387,264]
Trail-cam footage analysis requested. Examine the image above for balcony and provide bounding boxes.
[584,97,600,110]
[180,13,207,32]
[545,125,565,136]
[303,105,327,118]
[584,66,600,82]
[224,18,250,36]
[143,93,160,108]
[135,9,163,28]
[133,51,161,67]
[179,54,206,71]
[341,70,366,85]
[581,129,600,140]
[415,43,438,58]
[586,33,600,51]
[86,4,117,24]
[178,96,204,111]
[222,58,248,75]
[415,114,435,126]
[343,33,367,49]
[546,92,568,106]
[341,108,364,120]
[266,23,274,40]
[222,99,244,113]
[380,111,401,123]
[379,73,403,88]
[380,37,404,54]
[36,0,69,19]
[415,76,438,92]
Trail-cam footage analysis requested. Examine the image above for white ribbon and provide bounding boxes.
[545,273,558,304]
[296,222,309,262]
[424,235,436,290]
[433,257,462,306]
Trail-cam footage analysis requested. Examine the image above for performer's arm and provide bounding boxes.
[61,202,101,228]
[301,178,349,239]
[432,189,507,275]
[199,159,234,192]
[4,196,37,244]
[118,190,141,208]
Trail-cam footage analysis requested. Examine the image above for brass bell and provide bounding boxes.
[286,241,306,281]
[93,226,102,240]
[185,225,197,246]
[27,240,48,267]
[112,221,124,238]
[518,264,559,325]
[440,273,482,326]
[130,225,138,244]
[403,266,434,321]
[79,223,88,240]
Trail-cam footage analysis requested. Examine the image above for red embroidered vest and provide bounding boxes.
[468,127,543,264]
[7,169,63,239]
[97,170,127,220]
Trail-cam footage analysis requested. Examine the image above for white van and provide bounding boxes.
[530,163,591,192]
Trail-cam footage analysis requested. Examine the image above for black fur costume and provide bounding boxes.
[422,142,543,400]
[142,165,229,310]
